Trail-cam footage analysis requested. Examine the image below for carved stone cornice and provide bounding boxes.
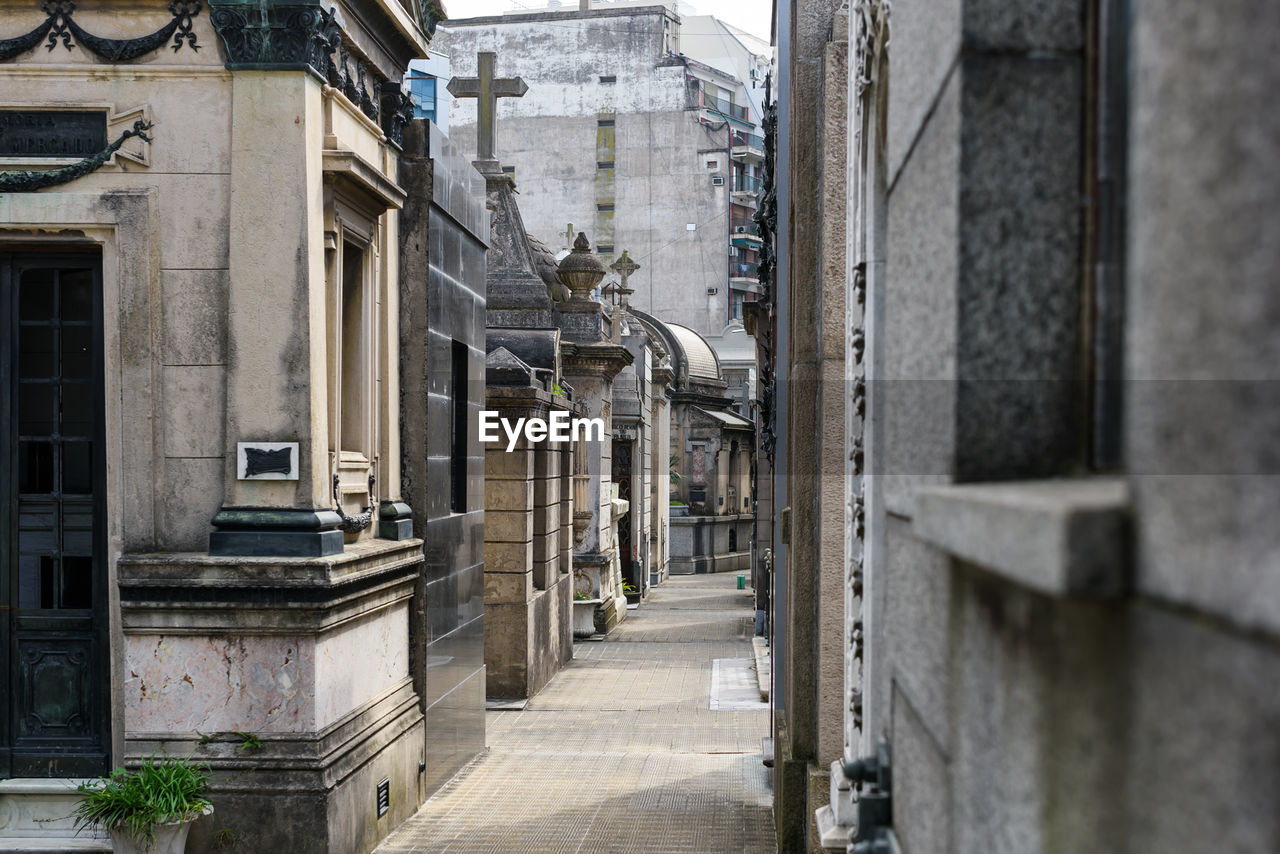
[561,341,634,383]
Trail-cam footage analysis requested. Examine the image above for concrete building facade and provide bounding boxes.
[0,2,490,851]
[432,4,767,337]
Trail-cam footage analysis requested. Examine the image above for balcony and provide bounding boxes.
[731,130,765,161]
[731,221,763,246]
[730,261,760,284]
[733,174,762,193]
[700,93,751,124]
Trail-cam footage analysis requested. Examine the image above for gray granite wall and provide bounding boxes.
[848,1,1280,852]
[399,121,489,798]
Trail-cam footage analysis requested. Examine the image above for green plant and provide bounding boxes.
[621,581,639,596]
[551,382,567,397]
[669,500,685,506]
[213,827,238,851]
[74,754,211,848]
[668,454,681,484]
[573,591,594,601]
[234,732,261,752]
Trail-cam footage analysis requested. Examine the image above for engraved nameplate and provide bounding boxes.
[0,110,108,158]
[238,442,300,480]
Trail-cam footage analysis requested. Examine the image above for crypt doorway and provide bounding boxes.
[0,252,110,778]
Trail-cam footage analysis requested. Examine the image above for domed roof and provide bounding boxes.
[666,323,721,380]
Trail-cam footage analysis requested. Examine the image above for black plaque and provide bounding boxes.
[0,110,108,158]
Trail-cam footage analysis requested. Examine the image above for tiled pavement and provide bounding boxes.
[376,574,776,854]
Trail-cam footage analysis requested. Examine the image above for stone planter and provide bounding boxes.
[108,805,212,854]
[573,598,602,638]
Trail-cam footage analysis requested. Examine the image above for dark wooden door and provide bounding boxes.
[1,252,110,778]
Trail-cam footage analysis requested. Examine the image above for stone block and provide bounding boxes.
[162,269,228,366]
[485,539,533,573]
[485,509,535,543]
[158,174,229,270]
[161,365,226,458]
[485,477,534,512]
[1126,604,1280,854]
[882,516,951,745]
[892,692,952,854]
[888,0,963,181]
[535,502,560,537]
[953,54,1084,481]
[914,479,1130,598]
[485,446,535,479]
[962,0,1084,53]
[533,528,559,564]
[883,70,960,513]
[1125,0,1280,636]
[158,457,225,552]
[486,563,532,604]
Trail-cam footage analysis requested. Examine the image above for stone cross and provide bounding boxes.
[447,52,528,161]
[610,250,640,307]
[564,223,576,251]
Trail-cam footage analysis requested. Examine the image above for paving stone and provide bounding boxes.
[376,574,776,854]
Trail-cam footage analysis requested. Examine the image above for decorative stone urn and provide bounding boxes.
[109,805,213,854]
[557,232,607,300]
[573,598,602,638]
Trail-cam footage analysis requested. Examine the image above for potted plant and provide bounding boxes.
[74,754,213,854]
[621,579,641,604]
[573,590,602,638]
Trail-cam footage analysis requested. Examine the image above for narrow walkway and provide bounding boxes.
[377,573,776,854]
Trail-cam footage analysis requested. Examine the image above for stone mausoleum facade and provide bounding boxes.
[0,2,492,852]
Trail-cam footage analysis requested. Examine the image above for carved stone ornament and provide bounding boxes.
[209,2,395,126]
[0,1,202,63]
[0,119,152,193]
[853,0,891,99]
[557,232,608,300]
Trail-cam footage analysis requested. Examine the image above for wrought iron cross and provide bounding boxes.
[447,52,528,161]
[610,250,640,307]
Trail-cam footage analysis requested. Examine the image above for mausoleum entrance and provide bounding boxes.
[0,251,109,777]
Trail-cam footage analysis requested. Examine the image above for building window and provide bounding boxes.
[599,74,616,84]
[450,340,468,513]
[597,160,615,170]
[340,240,369,457]
[502,165,516,175]
[597,119,615,128]
[408,74,436,122]
[597,203,614,212]
[597,245,614,255]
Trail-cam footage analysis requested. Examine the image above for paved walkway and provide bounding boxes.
[377,573,776,854]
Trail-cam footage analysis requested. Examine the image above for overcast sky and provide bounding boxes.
[445,0,773,43]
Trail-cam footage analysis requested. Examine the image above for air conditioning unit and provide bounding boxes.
[711,175,725,186]
[707,287,719,295]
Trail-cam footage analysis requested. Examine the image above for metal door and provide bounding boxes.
[1,252,110,777]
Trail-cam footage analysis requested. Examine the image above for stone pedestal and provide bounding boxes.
[117,540,425,854]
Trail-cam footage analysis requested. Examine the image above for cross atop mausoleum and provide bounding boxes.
[610,250,640,307]
[447,52,528,161]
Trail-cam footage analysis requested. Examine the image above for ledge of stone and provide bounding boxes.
[913,478,1131,597]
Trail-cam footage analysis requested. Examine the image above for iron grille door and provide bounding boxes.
[1,252,110,778]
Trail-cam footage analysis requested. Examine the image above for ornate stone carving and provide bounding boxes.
[557,232,608,300]
[853,0,891,100]
[0,119,152,193]
[0,1,202,63]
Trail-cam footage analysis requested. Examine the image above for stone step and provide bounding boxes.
[0,840,112,852]
[0,779,109,850]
